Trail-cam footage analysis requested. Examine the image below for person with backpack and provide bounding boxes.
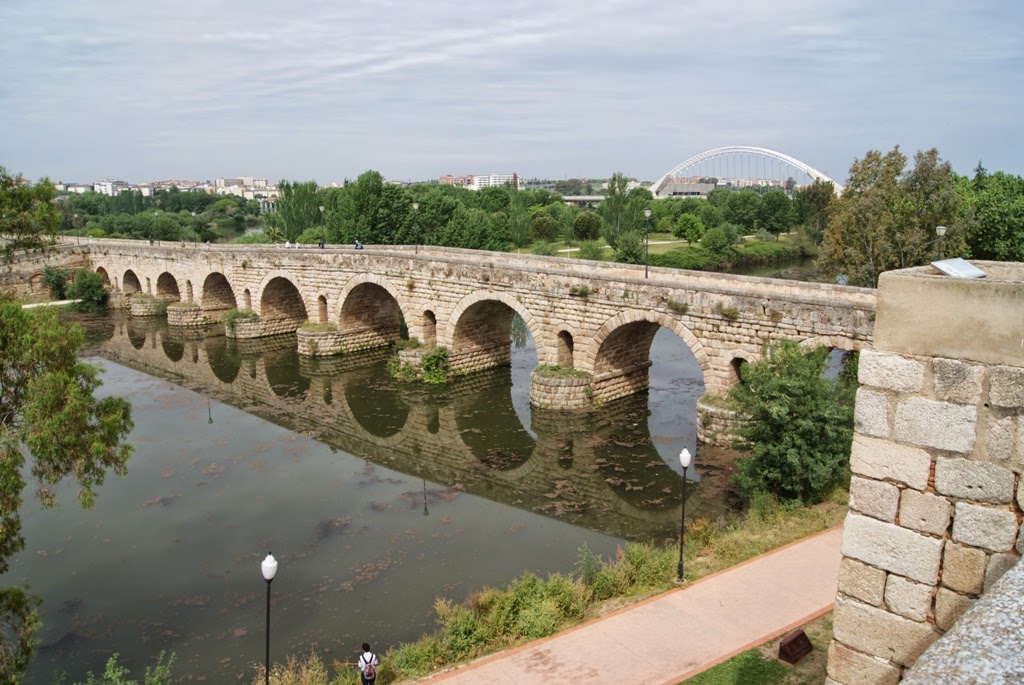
[357,643,378,684]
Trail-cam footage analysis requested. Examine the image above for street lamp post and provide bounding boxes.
[935,225,947,260]
[643,208,652,278]
[319,206,325,247]
[413,202,420,255]
[678,448,692,581]
[191,212,197,246]
[261,552,278,685]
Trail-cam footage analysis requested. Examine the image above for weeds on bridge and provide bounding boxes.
[223,307,260,333]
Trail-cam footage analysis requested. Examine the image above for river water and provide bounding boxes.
[14,314,740,682]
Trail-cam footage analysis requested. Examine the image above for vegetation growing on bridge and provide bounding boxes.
[223,307,260,333]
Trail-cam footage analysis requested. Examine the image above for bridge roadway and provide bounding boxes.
[79,239,876,407]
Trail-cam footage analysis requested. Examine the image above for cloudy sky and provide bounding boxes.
[2,1,1022,186]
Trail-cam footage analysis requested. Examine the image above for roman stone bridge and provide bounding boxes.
[81,239,876,409]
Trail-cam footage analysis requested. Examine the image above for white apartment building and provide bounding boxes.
[469,173,519,190]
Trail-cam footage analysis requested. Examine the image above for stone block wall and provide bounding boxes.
[529,372,593,411]
[827,263,1024,685]
[166,303,207,327]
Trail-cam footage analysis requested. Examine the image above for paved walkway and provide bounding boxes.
[418,526,843,685]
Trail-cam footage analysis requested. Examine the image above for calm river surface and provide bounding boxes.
[14,313,740,683]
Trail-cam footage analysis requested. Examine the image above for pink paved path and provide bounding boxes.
[417,526,843,685]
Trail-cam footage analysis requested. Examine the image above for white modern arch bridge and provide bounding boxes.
[650,146,844,198]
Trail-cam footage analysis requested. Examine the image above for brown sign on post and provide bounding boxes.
[778,629,813,665]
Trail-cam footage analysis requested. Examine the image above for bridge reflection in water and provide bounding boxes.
[91,315,737,542]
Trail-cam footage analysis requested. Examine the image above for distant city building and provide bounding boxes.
[439,173,520,191]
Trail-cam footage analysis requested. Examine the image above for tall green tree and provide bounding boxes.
[757,188,793,238]
[0,167,60,262]
[959,168,1024,261]
[819,146,964,287]
[793,179,835,244]
[729,340,856,503]
[507,192,530,250]
[276,180,322,242]
[573,211,602,241]
[599,172,631,248]
[674,214,704,244]
[0,300,134,678]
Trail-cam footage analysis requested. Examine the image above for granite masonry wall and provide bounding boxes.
[826,262,1024,685]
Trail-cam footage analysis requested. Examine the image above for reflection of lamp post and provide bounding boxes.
[677,448,692,582]
[643,208,652,279]
[412,202,420,255]
[261,553,278,685]
[422,479,429,516]
[935,225,947,260]
[207,399,213,424]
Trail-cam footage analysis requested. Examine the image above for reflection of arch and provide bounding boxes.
[343,367,410,438]
[447,292,539,373]
[258,275,308,334]
[161,335,184,362]
[205,336,241,384]
[201,273,237,315]
[262,345,310,400]
[96,267,111,287]
[156,272,181,301]
[589,310,709,377]
[123,270,142,294]
[451,369,534,469]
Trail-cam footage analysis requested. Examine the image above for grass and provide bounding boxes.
[679,612,833,685]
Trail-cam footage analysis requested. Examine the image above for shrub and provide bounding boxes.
[573,211,602,241]
[576,241,605,261]
[729,340,856,503]
[74,651,175,685]
[529,212,560,242]
[421,347,449,384]
[41,265,70,299]
[568,285,591,297]
[613,230,644,265]
[534,364,588,379]
[531,241,557,256]
[648,247,719,271]
[67,269,108,312]
[223,307,260,333]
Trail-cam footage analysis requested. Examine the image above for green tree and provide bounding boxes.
[613,230,645,265]
[599,172,631,248]
[0,168,60,262]
[275,180,322,242]
[819,147,964,287]
[959,169,1024,261]
[507,192,530,250]
[40,266,70,300]
[577,241,605,261]
[67,269,109,313]
[573,211,602,241]
[0,299,133,679]
[674,214,705,244]
[757,188,793,238]
[729,340,855,503]
[793,179,835,244]
[700,225,737,256]
[530,212,559,242]
[723,189,762,234]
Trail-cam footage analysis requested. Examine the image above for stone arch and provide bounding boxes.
[445,291,540,374]
[422,310,437,346]
[336,275,407,350]
[256,272,308,335]
[201,272,238,318]
[557,330,575,369]
[122,270,142,294]
[317,295,328,324]
[243,289,252,311]
[587,310,709,404]
[185,280,194,303]
[96,267,111,287]
[156,273,181,301]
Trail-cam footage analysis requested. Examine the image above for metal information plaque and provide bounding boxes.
[931,258,987,279]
